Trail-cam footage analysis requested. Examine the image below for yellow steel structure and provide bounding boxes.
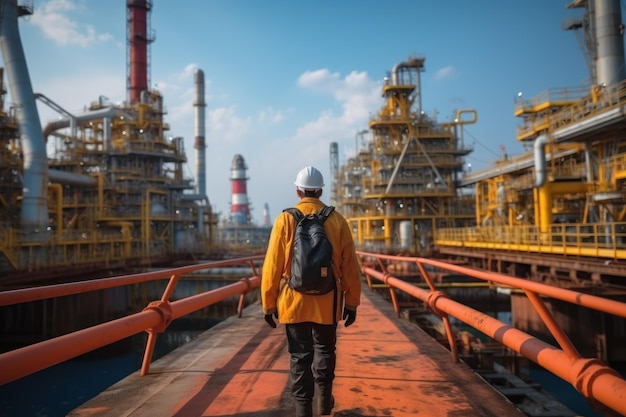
[332,57,475,254]
[0,80,218,280]
[437,78,626,262]
[513,86,589,141]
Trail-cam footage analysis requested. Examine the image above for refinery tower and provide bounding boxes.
[0,0,219,281]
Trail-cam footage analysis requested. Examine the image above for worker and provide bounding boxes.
[261,165,362,417]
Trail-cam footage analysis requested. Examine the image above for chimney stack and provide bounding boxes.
[194,69,207,198]
[127,0,153,103]
[229,154,251,225]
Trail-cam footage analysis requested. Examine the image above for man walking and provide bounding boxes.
[261,166,362,417]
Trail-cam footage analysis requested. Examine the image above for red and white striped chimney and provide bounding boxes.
[230,154,251,225]
[263,202,270,227]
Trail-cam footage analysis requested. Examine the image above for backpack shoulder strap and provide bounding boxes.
[283,207,304,223]
[318,206,335,222]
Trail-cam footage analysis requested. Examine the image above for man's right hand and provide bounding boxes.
[343,307,356,327]
[264,312,278,328]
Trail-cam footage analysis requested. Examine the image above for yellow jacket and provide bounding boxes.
[261,197,361,325]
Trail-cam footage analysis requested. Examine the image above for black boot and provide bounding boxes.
[295,399,313,417]
[318,383,334,415]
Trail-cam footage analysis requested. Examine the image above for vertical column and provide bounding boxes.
[230,154,251,225]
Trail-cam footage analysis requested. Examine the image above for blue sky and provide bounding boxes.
[9,0,596,224]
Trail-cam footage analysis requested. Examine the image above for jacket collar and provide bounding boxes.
[298,197,322,204]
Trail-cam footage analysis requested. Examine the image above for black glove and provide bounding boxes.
[342,307,356,327]
[264,312,278,328]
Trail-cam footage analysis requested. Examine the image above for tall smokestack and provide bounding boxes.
[329,142,338,206]
[595,0,625,86]
[230,154,251,225]
[127,0,153,103]
[194,69,207,198]
[0,0,49,231]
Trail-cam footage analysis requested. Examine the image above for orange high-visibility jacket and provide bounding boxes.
[261,197,361,325]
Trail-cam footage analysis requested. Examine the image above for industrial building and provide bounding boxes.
[0,0,218,284]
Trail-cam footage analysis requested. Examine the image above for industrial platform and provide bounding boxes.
[68,289,525,417]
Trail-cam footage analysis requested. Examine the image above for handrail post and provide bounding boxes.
[375,256,386,273]
[441,315,459,363]
[416,259,459,362]
[524,290,581,360]
[139,299,173,375]
[426,290,459,363]
[247,260,259,277]
[415,260,437,292]
[363,271,373,290]
[388,286,400,316]
[161,273,181,302]
[140,273,179,375]
[141,331,158,376]
[237,294,246,318]
[237,277,253,318]
[381,272,399,316]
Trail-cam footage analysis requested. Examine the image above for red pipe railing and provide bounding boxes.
[356,251,626,417]
[0,255,264,385]
[2,251,625,415]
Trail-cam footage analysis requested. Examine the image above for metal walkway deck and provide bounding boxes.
[68,289,525,417]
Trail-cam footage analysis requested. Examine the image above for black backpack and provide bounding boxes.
[283,206,336,295]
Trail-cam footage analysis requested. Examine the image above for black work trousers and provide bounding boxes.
[285,322,337,403]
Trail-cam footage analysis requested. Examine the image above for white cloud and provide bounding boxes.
[296,68,380,156]
[337,71,374,98]
[31,0,112,47]
[175,64,199,81]
[434,66,456,80]
[208,106,254,143]
[298,68,379,121]
[297,69,339,90]
[294,109,339,140]
[258,107,286,124]
[297,69,379,104]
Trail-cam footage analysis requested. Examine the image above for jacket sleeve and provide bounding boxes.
[338,216,361,310]
[261,214,288,315]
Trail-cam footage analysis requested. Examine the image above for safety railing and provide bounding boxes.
[0,255,264,385]
[356,250,626,417]
[436,222,626,260]
[515,80,626,140]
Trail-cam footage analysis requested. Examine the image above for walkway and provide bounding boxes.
[69,289,525,417]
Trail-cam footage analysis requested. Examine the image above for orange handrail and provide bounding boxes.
[0,256,263,306]
[0,255,264,385]
[357,251,626,417]
[3,252,625,415]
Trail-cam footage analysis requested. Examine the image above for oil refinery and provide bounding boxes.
[0,0,625,291]
[0,0,278,286]
[331,0,626,288]
[326,0,626,370]
[2,1,626,415]
[0,0,220,284]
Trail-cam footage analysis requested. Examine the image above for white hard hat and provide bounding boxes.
[294,166,324,190]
